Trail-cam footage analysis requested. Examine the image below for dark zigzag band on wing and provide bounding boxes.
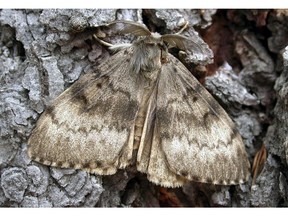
[28,48,141,175]
[149,54,250,185]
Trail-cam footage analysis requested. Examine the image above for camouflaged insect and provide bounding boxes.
[28,20,250,187]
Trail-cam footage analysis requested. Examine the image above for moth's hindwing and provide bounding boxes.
[28,48,141,175]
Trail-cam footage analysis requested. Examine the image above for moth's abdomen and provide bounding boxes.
[133,72,159,150]
[133,88,154,150]
[133,110,146,149]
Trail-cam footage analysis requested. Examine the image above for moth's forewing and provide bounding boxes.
[28,48,141,175]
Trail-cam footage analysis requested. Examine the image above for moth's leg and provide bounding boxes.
[176,21,189,35]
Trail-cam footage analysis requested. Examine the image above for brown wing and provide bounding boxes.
[137,54,250,187]
[28,48,142,175]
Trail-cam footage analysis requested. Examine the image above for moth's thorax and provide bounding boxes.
[130,34,168,77]
[131,34,168,150]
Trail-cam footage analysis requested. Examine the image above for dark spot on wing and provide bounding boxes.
[57,161,63,167]
[82,162,91,169]
[70,81,89,106]
[218,179,225,185]
[45,105,54,115]
[93,72,102,79]
[38,158,45,164]
[30,155,37,161]
[191,175,200,182]
[193,83,203,94]
[233,179,240,184]
[183,94,189,100]
[96,82,102,88]
[102,74,110,80]
[78,127,88,135]
[236,145,244,158]
[96,161,102,167]
[180,170,188,177]
[74,92,88,106]
[203,110,217,127]
[173,66,178,73]
[45,105,56,120]
[231,127,239,141]
[102,168,108,174]
[203,112,209,122]
[124,49,129,55]
[205,177,213,184]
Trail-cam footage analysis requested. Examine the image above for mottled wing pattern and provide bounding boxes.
[28,48,141,175]
[138,54,250,187]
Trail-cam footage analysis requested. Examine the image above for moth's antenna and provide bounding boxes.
[161,21,206,56]
[106,20,151,36]
[161,34,191,50]
[93,34,132,52]
[175,21,189,35]
[93,35,113,47]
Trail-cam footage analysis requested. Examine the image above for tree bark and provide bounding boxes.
[0,9,287,207]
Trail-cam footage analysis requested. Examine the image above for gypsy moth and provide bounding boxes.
[27,20,250,187]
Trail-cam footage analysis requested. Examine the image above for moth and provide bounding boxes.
[28,20,250,187]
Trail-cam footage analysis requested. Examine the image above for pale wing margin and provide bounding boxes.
[28,48,141,175]
[150,54,250,185]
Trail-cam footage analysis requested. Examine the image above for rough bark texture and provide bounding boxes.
[0,9,287,207]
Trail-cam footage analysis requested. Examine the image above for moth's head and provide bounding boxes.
[130,33,168,73]
[134,32,166,50]
[107,20,191,51]
[107,20,205,72]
